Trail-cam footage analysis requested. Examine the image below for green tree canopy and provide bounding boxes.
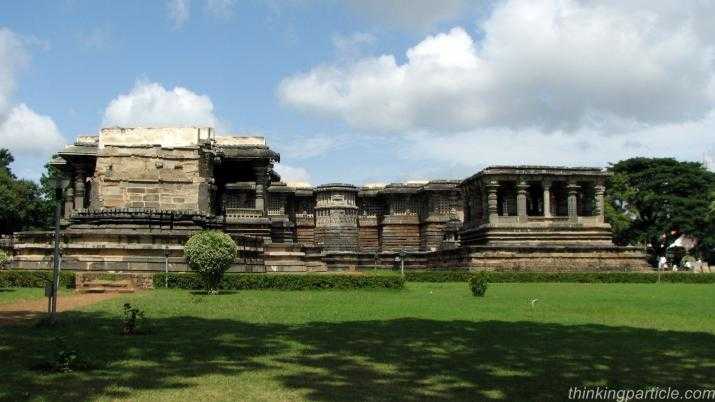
[184,230,238,294]
[0,149,55,235]
[0,149,14,173]
[606,157,715,258]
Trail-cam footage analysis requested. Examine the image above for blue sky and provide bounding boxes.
[1,0,714,184]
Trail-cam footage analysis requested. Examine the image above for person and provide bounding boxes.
[658,255,667,270]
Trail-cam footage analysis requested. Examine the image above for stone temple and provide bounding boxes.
[8,127,649,274]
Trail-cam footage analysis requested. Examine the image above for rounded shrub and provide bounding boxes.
[469,272,489,297]
[184,230,238,294]
[0,250,9,269]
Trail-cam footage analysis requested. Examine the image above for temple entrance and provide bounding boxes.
[497,181,517,216]
[526,181,543,216]
[577,181,595,216]
[550,181,568,216]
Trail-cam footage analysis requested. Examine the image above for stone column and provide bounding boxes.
[64,184,74,217]
[486,180,499,223]
[567,182,580,222]
[594,183,605,223]
[74,168,86,210]
[253,166,267,216]
[542,179,552,217]
[517,179,528,222]
[462,186,471,225]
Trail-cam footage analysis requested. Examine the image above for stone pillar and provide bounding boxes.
[486,180,499,223]
[567,183,580,222]
[64,184,74,217]
[516,180,528,222]
[594,183,605,223]
[254,166,267,216]
[542,179,552,217]
[74,168,86,210]
[315,184,359,252]
[462,186,471,225]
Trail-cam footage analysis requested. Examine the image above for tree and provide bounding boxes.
[0,149,14,173]
[0,149,55,234]
[184,230,238,294]
[606,157,715,260]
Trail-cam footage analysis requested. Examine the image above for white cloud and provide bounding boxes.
[0,27,65,179]
[332,32,375,59]
[274,163,311,185]
[0,104,65,157]
[0,28,28,114]
[167,0,237,28]
[279,0,715,135]
[345,0,467,30]
[103,81,219,128]
[405,112,715,172]
[275,134,343,160]
[167,0,190,29]
[205,0,235,20]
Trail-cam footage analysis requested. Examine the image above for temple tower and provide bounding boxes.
[314,184,359,252]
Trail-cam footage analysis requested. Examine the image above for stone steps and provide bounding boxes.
[81,287,136,294]
[76,279,136,294]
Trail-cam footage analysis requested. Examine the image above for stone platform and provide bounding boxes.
[11,226,264,273]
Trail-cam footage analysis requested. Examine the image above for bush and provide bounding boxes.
[406,271,715,284]
[0,250,9,269]
[184,230,238,294]
[120,303,146,336]
[405,271,473,282]
[0,270,75,288]
[31,337,92,373]
[153,272,405,290]
[469,273,488,296]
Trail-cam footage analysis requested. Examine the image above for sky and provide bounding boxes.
[1,0,714,185]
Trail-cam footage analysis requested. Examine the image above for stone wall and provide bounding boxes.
[93,145,213,212]
[420,221,447,251]
[11,228,265,273]
[427,245,650,271]
[380,215,421,252]
[295,216,315,246]
[357,216,379,253]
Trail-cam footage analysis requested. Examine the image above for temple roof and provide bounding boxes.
[315,183,359,192]
[461,165,609,185]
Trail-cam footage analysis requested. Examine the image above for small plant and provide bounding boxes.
[120,303,146,335]
[0,250,9,269]
[32,338,92,373]
[469,272,489,297]
[184,230,238,294]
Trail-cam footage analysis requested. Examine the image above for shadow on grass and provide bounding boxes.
[0,288,16,292]
[1,314,714,401]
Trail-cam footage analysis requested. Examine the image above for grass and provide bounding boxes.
[1,283,714,401]
[0,288,71,305]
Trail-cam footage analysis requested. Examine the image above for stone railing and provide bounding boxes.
[225,208,264,221]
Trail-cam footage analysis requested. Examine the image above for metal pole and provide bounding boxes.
[400,249,405,277]
[51,254,62,317]
[164,246,169,288]
[49,180,62,324]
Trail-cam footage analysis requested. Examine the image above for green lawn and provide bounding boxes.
[1,283,714,401]
[0,288,71,305]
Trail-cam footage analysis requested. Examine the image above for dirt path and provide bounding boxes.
[0,292,123,326]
